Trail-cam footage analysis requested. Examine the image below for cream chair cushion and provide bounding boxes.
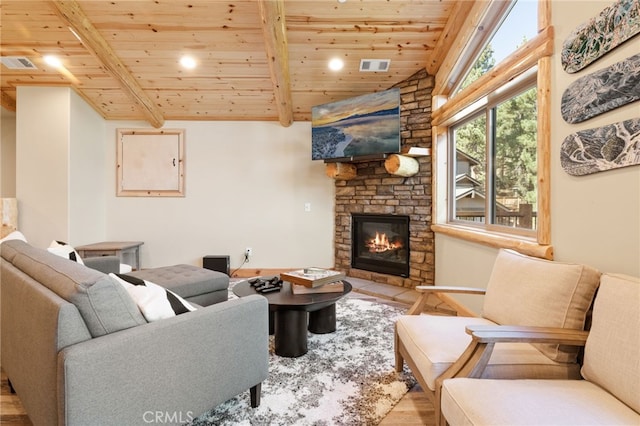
[441,378,639,426]
[396,315,494,390]
[482,249,600,362]
[581,273,640,413]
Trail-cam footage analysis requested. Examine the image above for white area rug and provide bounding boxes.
[190,296,416,425]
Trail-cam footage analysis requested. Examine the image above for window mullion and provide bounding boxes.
[448,127,456,222]
[486,108,496,225]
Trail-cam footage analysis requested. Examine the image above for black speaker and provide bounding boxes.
[203,255,230,275]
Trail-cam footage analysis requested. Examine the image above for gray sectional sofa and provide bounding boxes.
[1,239,269,425]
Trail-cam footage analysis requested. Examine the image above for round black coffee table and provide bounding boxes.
[232,278,352,357]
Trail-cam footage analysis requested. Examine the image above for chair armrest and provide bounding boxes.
[436,325,589,387]
[415,285,486,295]
[407,286,486,315]
[83,256,120,274]
[465,324,589,346]
[59,295,269,425]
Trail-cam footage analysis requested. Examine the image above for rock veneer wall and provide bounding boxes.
[334,68,435,288]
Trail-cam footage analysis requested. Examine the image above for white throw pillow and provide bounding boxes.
[0,230,27,244]
[109,273,196,322]
[47,240,84,264]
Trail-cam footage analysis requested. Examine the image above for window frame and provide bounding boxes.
[448,72,538,237]
[431,0,553,259]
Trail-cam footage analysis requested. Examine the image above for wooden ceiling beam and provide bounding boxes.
[50,0,165,128]
[258,0,293,127]
[1,91,16,112]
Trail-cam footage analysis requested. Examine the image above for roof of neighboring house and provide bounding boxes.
[455,185,512,212]
[455,174,482,187]
[456,150,482,166]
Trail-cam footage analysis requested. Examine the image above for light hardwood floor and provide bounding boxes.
[0,369,31,426]
[380,383,435,425]
[1,293,435,425]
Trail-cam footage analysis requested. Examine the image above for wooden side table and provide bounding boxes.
[75,241,144,270]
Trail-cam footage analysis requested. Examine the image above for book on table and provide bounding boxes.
[280,268,345,288]
[291,280,345,294]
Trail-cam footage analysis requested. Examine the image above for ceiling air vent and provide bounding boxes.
[359,59,390,72]
[1,57,37,70]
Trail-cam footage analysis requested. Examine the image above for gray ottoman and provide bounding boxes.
[128,264,229,306]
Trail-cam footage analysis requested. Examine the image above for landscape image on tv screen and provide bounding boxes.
[311,88,400,160]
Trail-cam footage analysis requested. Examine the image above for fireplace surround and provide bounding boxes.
[351,213,410,277]
[333,69,434,289]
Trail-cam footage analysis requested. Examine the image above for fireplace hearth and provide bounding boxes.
[351,214,410,277]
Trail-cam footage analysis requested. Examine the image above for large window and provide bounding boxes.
[456,1,538,93]
[432,0,553,254]
[451,80,538,233]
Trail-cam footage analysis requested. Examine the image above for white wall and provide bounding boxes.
[103,120,335,270]
[13,88,335,270]
[15,87,107,248]
[69,90,108,245]
[1,107,17,198]
[16,87,71,248]
[435,0,640,313]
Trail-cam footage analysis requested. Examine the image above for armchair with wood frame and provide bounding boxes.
[394,248,601,426]
[440,273,640,425]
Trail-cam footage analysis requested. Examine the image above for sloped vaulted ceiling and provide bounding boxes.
[0,0,471,127]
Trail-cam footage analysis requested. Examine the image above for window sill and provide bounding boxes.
[431,223,553,260]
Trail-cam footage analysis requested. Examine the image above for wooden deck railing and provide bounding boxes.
[456,204,537,230]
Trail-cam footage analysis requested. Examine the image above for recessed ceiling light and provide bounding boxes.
[337,0,347,3]
[43,55,62,68]
[180,56,197,69]
[328,58,344,71]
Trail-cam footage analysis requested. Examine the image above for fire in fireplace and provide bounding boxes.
[351,213,410,277]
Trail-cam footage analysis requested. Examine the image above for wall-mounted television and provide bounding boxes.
[311,88,401,161]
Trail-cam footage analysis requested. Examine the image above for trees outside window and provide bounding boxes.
[451,45,538,232]
[451,89,538,231]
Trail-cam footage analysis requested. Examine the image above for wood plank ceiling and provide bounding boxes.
[1,0,468,127]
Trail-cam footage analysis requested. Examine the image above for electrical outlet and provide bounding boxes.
[245,248,252,261]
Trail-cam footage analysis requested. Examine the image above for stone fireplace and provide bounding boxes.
[333,69,435,289]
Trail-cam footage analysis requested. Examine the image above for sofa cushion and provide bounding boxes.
[110,273,196,322]
[396,314,580,391]
[47,240,84,265]
[6,240,146,337]
[0,237,21,262]
[441,378,640,426]
[581,273,640,413]
[482,249,601,362]
[127,264,229,299]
